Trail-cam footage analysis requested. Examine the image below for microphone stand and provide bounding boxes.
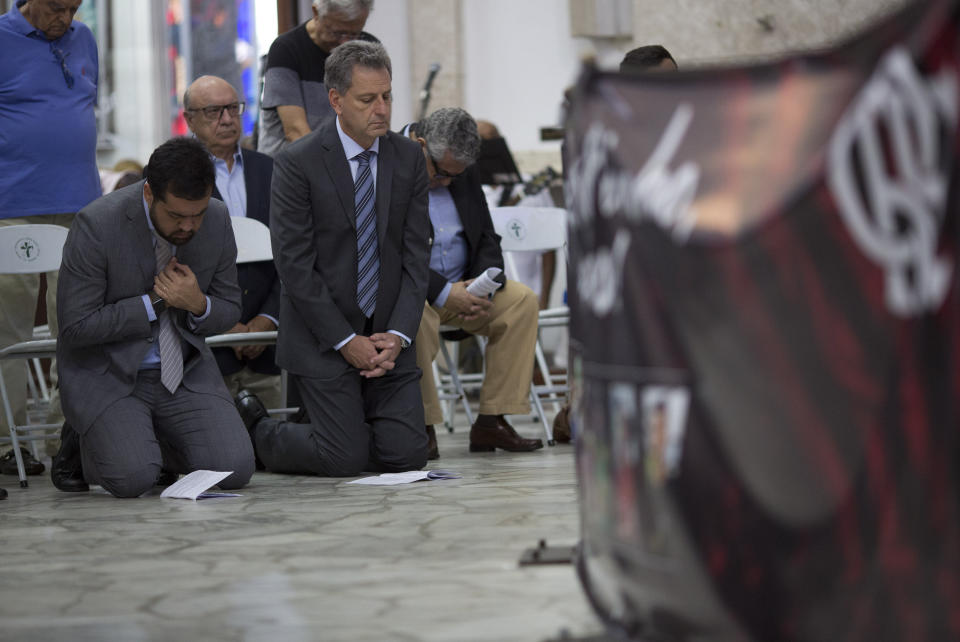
[418,63,441,122]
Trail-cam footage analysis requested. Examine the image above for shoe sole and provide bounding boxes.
[469,442,544,453]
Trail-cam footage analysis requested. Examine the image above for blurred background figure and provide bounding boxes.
[619,44,677,73]
[0,0,101,481]
[257,0,376,155]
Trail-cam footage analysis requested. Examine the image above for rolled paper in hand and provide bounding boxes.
[466,267,502,297]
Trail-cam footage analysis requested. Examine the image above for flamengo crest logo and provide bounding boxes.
[828,46,957,317]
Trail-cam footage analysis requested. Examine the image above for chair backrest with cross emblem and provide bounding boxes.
[0,224,69,275]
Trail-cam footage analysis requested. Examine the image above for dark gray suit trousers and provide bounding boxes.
[253,349,427,477]
[81,369,255,498]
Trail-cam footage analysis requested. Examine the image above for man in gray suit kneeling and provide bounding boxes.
[57,137,255,498]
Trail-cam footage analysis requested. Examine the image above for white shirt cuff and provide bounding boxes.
[432,282,453,308]
[142,294,156,322]
[334,333,356,351]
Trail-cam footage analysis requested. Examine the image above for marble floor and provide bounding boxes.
[0,418,608,642]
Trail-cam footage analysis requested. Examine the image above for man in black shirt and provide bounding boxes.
[257,0,376,156]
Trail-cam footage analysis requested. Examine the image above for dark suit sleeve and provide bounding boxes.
[271,147,355,347]
[426,265,449,304]
[257,272,282,323]
[425,166,505,302]
[247,152,281,324]
[462,167,505,282]
[58,210,153,347]
[188,208,242,336]
[387,148,431,338]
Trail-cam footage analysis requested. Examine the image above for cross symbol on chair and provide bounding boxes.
[18,240,36,260]
[509,221,523,239]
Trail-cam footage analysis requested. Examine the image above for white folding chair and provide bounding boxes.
[433,327,485,431]
[490,206,570,443]
[0,224,69,487]
[204,217,291,416]
[230,216,273,264]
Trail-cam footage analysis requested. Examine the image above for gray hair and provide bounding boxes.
[313,0,373,20]
[324,40,392,95]
[418,108,481,166]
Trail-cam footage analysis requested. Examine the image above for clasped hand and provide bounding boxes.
[154,257,206,316]
[339,333,402,378]
[444,279,493,321]
[225,315,277,360]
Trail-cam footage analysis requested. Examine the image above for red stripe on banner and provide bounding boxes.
[817,188,887,315]
[895,328,932,481]
[757,210,879,592]
[781,230,884,582]
[939,566,960,636]
[717,232,851,498]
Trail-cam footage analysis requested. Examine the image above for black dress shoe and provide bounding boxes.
[553,404,572,443]
[156,470,179,487]
[469,416,544,452]
[235,389,269,432]
[0,447,45,476]
[51,423,89,492]
[0,487,7,500]
[235,390,268,470]
[425,425,439,460]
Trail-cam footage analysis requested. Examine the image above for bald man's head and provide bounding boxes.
[183,75,244,160]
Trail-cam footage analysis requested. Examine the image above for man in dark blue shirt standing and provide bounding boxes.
[0,0,101,493]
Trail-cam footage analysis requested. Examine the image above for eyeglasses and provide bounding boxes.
[430,156,464,180]
[186,102,245,121]
[50,44,74,89]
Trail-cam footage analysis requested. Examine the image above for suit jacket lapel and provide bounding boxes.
[320,123,357,229]
[449,177,478,253]
[374,134,392,244]
[240,149,266,225]
[129,181,158,286]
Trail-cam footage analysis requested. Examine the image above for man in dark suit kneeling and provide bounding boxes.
[235,40,431,476]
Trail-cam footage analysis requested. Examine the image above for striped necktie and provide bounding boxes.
[354,150,379,318]
[154,239,183,393]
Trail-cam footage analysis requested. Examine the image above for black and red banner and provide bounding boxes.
[566,1,960,640]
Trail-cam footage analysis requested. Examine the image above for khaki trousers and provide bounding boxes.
[416,279,538,426]
[0,213,73,434]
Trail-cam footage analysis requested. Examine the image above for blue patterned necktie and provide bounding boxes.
[154,239,183,393]
[354,150,379,318]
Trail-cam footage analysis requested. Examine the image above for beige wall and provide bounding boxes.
[408,0,464,117]
[630,0,911,65]
[400,0,914,166]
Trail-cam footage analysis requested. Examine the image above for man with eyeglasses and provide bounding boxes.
[401,108,543,458]
[183,75,282,415]
[0,0,101,485]
[258,0,377,157]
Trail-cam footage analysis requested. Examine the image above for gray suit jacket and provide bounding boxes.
[57,181,242,434]
[270,117,430,377]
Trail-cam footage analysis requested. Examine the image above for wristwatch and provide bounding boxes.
[398,336,410,349]
[151,296,167,316]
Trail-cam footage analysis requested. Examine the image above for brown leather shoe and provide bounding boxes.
[470,416,544,452]
[426,425,439,460]
[553,404,572,443]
